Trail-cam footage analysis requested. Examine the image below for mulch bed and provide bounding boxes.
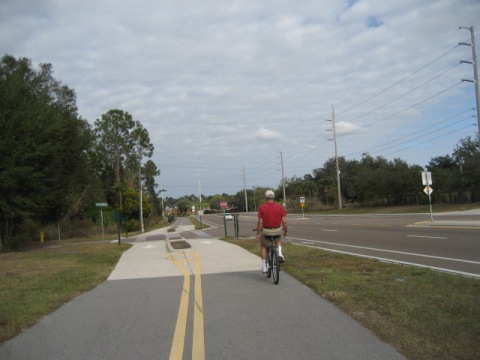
[170,240,191,249]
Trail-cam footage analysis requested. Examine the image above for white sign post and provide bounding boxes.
[421,172,434,221]
[95,202,108,241]
[300,197,305,218]
[421,171,432,186]
[220,201,228,237]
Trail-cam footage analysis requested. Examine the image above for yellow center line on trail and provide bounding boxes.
[169,253,190,360]
[168,251,205,360]
[193,251,205,360]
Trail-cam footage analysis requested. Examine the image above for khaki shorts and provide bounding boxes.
[260,227,283,247]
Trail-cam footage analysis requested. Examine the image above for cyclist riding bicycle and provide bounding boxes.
[256,190,288,273]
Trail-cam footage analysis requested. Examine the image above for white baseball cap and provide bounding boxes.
[265,190,275,198]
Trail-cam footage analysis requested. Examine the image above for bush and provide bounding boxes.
[2,220,42,250]
[123,219,139,232]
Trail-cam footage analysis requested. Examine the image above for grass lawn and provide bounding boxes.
[0,242,131,344]
[225,238,480,360]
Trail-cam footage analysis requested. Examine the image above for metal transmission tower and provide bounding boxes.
[326,105,342,210]
[459,26,480,140]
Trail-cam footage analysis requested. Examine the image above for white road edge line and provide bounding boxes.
[293,242,480,279]
[287,237,480,265]
[407,235,447,239]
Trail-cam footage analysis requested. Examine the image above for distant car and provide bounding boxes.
[224,213,233,220]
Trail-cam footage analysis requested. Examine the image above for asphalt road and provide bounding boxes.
[204,209,480,278]
[0,218,406,360]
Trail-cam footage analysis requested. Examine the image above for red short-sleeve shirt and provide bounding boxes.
[258,201,287,228]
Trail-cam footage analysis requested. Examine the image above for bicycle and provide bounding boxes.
[264,235,281,285]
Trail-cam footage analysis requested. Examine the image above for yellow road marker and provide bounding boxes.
[168,252,206,360]
[193,251,205,360]
[169,254,190,360]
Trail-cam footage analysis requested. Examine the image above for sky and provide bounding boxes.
[1,0,480,199]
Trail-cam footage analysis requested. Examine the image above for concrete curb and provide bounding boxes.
[411,220,480,228]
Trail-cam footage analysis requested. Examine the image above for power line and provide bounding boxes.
[342,63,462,127]
[337,45,461,118]
[369,116,476,156]
[381,123,476,158]
[348,108,475,157]
[338,81,463,138]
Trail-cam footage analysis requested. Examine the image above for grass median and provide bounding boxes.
[0,242,131,344]
[225,238,480,360]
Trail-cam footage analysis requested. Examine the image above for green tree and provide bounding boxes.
[426,155,458,193]
[142,160,161,215]
[175,195,198,215]
[209,195,227,211]
[455,136,480,199]
[122,187,153,231]
[312,156,346,206]
[0,55,93,248]
[93,109,154,209]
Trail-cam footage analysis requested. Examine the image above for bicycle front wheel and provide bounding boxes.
[272,251,280,284]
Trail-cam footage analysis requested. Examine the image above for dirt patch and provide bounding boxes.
[170,240,191,249]
[146,234,166,241]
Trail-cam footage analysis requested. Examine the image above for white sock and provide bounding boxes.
[262,260,267,268]
[278,246,283,256]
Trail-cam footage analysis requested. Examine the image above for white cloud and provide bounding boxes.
[1,0,479,197]
[254,127,283,140]
[335,121,361,135]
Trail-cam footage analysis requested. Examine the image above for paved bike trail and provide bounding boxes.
[0,219,405,359]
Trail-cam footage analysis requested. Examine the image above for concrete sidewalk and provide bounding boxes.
[421,220,480,227]
[108,222,260,281]
[412,216,480,228]
[405,208,479,227]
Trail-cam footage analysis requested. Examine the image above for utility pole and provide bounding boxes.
[138,155,144,233]
[242,166,248,212]
[459,26,480,140]
[159,186,166,217]
[327,106,342,210]
[279,151,287,210]
[456,144,464,186]
[198,180,202,211]
[198,180,203,228]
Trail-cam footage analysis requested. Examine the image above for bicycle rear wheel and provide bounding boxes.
[272,251,280,284]
[266,249,272,278]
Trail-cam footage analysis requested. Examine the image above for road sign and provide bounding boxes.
[423,184,434,221]
[220,200,228,209]
[421,171,432,186]
[300,197,305,203]
[423,186,433,195]
[96,202,108,207]
[300,203,305,208]
[113,210,122,222]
